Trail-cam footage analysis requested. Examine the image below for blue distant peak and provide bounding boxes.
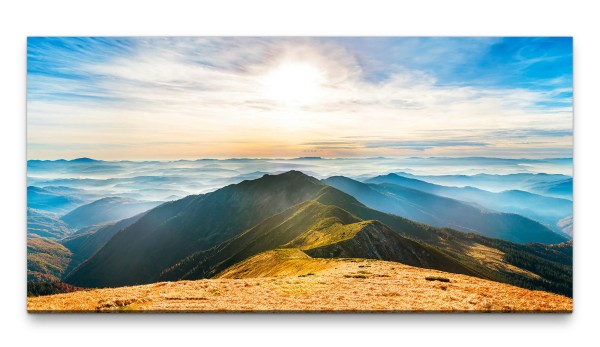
[70,157,101,163]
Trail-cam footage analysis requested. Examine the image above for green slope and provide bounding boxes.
[159,201,473,281]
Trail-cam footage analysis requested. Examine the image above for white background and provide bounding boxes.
[1,1,597,346]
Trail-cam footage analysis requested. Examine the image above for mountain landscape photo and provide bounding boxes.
[26,37,573,312]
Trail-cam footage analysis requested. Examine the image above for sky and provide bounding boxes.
[27,37,573,160]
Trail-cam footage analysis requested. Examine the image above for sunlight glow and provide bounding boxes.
[260,62,325,106]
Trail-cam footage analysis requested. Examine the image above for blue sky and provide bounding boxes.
[27,37,573,160]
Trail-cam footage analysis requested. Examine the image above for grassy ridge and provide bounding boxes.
[159,200,473,282]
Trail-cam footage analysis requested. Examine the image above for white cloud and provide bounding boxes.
[27,38,572,160]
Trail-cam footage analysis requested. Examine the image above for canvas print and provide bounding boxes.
[26,37,573,312]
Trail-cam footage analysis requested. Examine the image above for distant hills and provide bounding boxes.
[64,171,572,296]
[526,178,573,200]
[323,176,566,244]
[396,172,571,194]
[27,186,84,214]
[366,173,572,236]
[28,157,102,163]
[60,197,161,229]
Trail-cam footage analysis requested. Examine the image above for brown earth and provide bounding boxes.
[28,255,572,312]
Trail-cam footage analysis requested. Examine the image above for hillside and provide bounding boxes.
[312,185,573,296]
[158,201,472,281]
[65,171,326,287]
[323,176,563,244]
[28,257,572,312]
[61,214,144,273]
[27,208,72,239]
[60,197,161,229]
[27,237,72,282]
[366,173,572,236]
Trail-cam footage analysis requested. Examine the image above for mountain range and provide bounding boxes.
[63,171,572,297]
[323,176,565,244]
[27,186,85,214]
[366,173,572,236]
[526,178,573,200]
[395,172,571,196]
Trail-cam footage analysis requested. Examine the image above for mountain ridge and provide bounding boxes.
[64,171,572,296]
[323,176,566,244]
[366,173,572,236]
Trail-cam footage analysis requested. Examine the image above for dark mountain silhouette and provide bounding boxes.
[61,213,145,273]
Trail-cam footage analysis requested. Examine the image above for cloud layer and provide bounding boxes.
[27,37,573,160]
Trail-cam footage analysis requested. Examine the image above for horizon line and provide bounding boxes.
[26,156,574,163]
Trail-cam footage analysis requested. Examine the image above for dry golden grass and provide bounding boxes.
[28,256,572,312]
[215,248,341,279]
[284,220,371,250]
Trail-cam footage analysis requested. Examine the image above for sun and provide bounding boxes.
[260,62,324,106]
